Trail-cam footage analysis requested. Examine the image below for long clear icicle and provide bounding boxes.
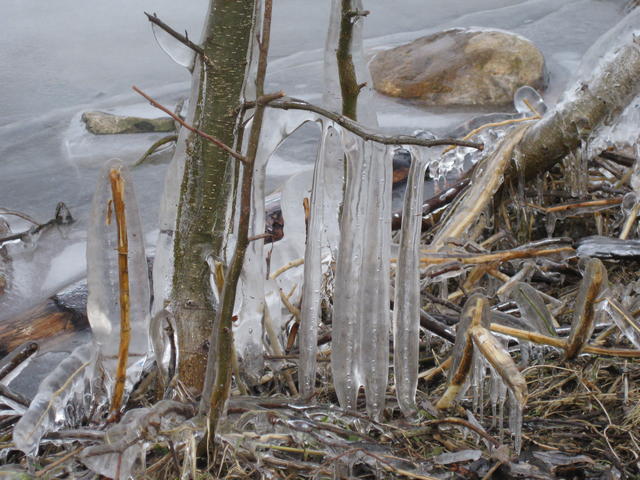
[86,159,151,395]
[393,147,430,416]
[332,133,369,409]
[299,123,342,397]
[359,143,392,418]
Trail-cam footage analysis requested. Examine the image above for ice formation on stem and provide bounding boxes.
[13,343,97,456]
[86,159,151,397]
[393,146,431,416]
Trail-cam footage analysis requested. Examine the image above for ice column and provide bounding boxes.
[359,143,392,418]
[299,123,343,397]
[332,134,369,409]
[86,159,151,395]
[332,135,392,414]
[393,147,430,416]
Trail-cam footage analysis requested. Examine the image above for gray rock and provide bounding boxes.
[370,28,546,108]
[81,111,175,135]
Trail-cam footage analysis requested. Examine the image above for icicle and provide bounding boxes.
[299,123,342,397]
[332,133,369,409]
[393,146,430,416]
[508,389,523,455]
[235,109,317,381]
[86,159,151,396]
[13,343,97,456]
[510,282,558,336]
[359,143,392,419]
[514,86,547,117]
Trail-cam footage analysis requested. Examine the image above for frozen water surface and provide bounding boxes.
[0,1,629,388]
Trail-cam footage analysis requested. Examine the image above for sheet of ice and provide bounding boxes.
[86,160,151,396]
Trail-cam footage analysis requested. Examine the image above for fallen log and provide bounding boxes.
[0,295,88,357]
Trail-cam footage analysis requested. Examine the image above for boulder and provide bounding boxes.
[82,111,175,135]
[369,28,546,108]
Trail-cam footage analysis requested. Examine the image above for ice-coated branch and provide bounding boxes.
[132,86,248,163]
[337,0,360,120]
[243,97,484,150]
[516,35,640,180]
[143,12,204,56]
[108,168,131,418]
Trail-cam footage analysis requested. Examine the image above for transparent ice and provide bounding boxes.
[393,146,431,416]
[86,159,151,396]
[13,343,97,456]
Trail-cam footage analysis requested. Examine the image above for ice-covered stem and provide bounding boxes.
[516,36,640,181]
[166,0,258,392]
[337,0,365,120]
[201,0,274,443]
[565,258,607,360]
[244,98,483,150]
[490,323,640,358]
[429,124,530,251]
[109,168,130,419]
[437,294,487,410]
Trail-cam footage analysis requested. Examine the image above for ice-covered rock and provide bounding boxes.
[370,28,546,108]
[82,111,175,135]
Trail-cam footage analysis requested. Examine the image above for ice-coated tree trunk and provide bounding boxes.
[162,1,258,393]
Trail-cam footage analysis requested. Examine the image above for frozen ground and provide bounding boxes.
[0,1,629,340]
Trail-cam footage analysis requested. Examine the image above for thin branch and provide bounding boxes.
[0,203,74,245]
[109,168,130,420]
[243,97,484,150]
[132,86,247,164]
[144,12,204,56]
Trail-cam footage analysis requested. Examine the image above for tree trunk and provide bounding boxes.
[167,1,257,393]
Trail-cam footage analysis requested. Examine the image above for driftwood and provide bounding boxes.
[516,35,640,180]
[0,296,88,357]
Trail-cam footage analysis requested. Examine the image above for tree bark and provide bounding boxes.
[169,1,257,393]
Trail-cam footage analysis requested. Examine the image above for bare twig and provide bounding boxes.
[132,86,247,163]
[134,134,178,167]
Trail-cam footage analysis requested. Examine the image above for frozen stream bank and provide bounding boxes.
[0,0,630,389]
